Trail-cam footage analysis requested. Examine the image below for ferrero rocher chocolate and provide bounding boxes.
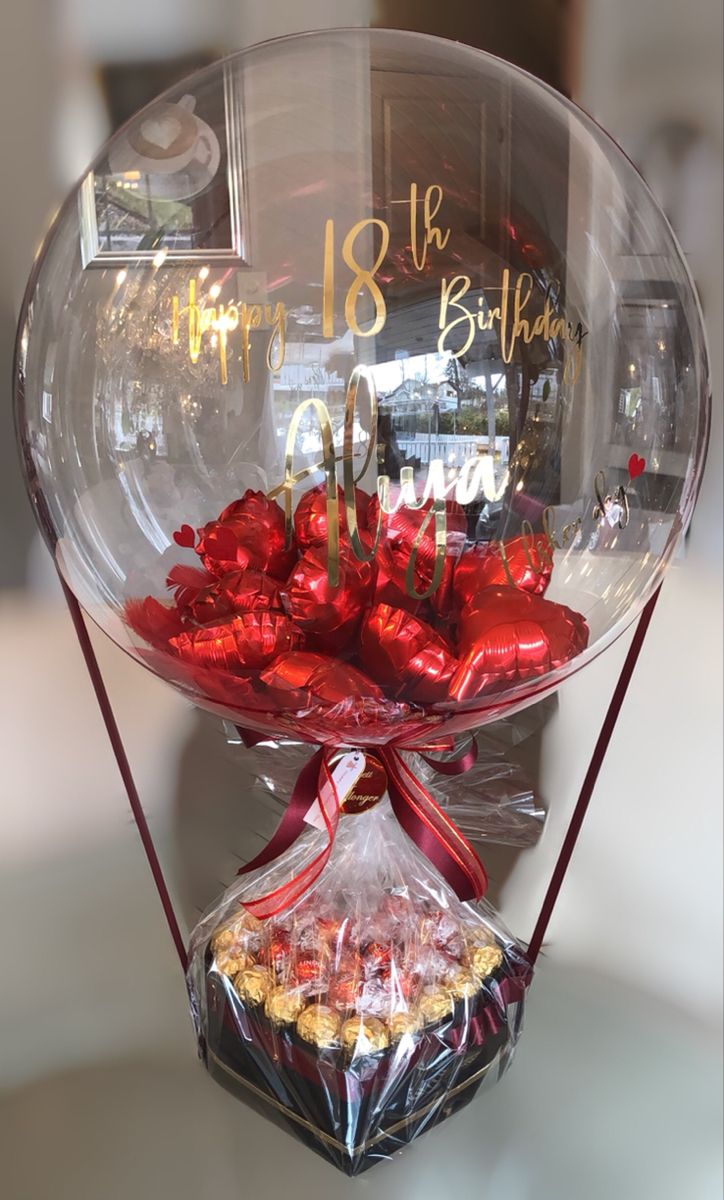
[419,988,454,1025]
[211,927,237,955]
[215,947,253,977]
[445,968,479,1001]
[341,1015,389,1056]
[469,944,503,980]
[297,1004,342,1049]
[465,924,494,949]
[388,1009,422,1041]
[266,986,307,1026]
[233,964,274,1005]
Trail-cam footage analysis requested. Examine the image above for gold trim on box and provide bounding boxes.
[207,1046,501,1155]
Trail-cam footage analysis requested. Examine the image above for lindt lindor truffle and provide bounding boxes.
[451,585,590,700]
[170,610,303,672]
[453,535,553,607]
[359,604,459,703]
[260,651,384,708]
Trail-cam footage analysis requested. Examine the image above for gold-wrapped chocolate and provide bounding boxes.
[341,1015,389,1056]
[419,988,454,1025]
[212,911,263,956]
[265,986,307,1026]
[296,1004,342,1049]
[469,944,504,980]
[445,968,480,1001]
[233,964,274,1005]
[211,927,237,955]
[465,924,494,949]
[215,947,253,977]
[388,1009,422,1041]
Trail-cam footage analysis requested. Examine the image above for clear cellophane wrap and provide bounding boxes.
[187,775,531,1175]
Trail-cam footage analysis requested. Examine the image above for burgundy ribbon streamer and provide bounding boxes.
[235,732,487,916]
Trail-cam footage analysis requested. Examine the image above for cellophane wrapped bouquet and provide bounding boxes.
[187,763,530,1175]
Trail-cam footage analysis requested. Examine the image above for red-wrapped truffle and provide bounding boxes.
[287,547,373,652]
[453,535,553,607]
[170,611,302,673]
[293,483,371,551]
[196,490,296,581]
[359,604,459,704]
[451,585,589,700]
[259,651,384,708]
[189,568,284,625]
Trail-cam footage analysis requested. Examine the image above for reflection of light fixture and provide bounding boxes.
[656,339,666,353]
[116,269,127,286]
[209,283,221,300]
[152,249,167,269]
[628,362,636,375]
[199,266,210,281]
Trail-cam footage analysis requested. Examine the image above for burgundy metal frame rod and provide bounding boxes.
[59,577,188,971]
[526,585,662,964]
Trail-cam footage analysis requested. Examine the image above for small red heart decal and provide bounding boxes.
[628,453,646,480]
[173,524,196,548]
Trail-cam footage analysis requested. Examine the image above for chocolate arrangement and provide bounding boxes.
[187,795,531,1175]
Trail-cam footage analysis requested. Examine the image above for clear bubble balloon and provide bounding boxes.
[15,29,710,744]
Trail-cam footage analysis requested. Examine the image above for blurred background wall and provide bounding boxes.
[0,3,721,1197]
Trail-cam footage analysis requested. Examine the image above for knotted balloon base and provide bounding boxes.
[199,956,528,1175]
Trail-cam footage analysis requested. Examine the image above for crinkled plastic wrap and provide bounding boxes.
[187,795,531,1174]
[224,724,547,850]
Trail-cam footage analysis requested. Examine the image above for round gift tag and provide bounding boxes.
[340,753,387,815]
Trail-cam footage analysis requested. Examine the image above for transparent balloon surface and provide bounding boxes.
[15,29,709,744]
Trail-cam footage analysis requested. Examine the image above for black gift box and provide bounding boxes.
[199,954,529,1175]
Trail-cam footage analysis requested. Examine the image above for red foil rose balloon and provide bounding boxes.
[196,490,296,581]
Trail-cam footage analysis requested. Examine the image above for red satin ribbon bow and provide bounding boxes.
[235,735,487,919]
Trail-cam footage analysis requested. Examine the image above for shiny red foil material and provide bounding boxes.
[454,536,553,606]
[293,483,371,551]
[166,564,216,611]
[196,490,296,581]
[190,569,284,625]
[287,547,374,651]
[260,651,384,708]
[359,604,459,704]
[124,596,186,649]
[451,585,589,700]
[170,611,302,673]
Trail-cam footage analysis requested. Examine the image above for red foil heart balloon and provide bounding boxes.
[453,535,553,606]
[451,585,589,700]
[359,603,459,704]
